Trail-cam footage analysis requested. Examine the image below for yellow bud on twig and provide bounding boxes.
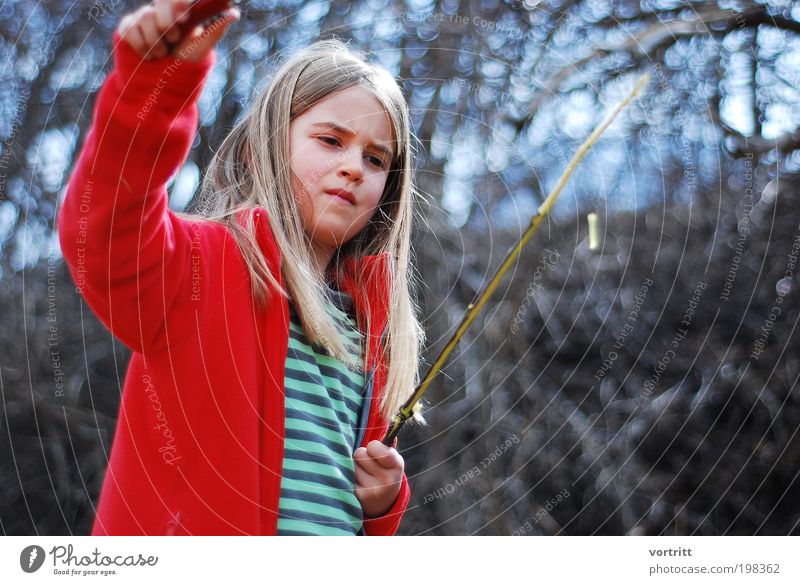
[588,213,599,250]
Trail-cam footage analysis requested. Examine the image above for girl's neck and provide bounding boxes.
[309,240,336,285]
[324,261,340,292]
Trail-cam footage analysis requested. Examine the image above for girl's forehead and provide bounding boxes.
[298,86,395,149]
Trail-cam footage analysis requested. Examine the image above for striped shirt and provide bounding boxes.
[276,286,366,535]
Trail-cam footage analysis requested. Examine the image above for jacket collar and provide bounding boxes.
[248,207,392,371]
[339,252,392,372]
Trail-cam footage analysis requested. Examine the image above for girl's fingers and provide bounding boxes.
[174,8,239,62]
[137,11,167,58]
[153,0,173,31]
[117,14,135,44]
[164,25,181,44]
[155,0,189,42]
[122,18,146,54]
[353,448,383,477]
[140,31,167,59]
[354,470,390,495]
[153,0,191,27]
[116,2,182,59]
[117,13,133,37]
[117,1,240,62]
[354,465,374,488]
[365,440,403,469]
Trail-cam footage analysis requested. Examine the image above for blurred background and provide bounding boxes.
[1,0,800,535]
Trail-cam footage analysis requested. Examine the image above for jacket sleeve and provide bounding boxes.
[362,471,411,536]
[58,31,216,354]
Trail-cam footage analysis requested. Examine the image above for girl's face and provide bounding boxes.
[289,85,395,259]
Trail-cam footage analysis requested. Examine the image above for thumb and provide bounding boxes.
[174,8,240,62]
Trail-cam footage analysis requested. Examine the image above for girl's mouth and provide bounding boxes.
[324,191,355,205]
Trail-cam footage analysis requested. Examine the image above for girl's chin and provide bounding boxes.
[308,232,354,250]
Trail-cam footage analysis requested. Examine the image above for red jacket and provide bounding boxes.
[57,32,410,535]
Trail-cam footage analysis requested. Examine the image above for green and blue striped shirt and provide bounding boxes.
[276,286,366,536]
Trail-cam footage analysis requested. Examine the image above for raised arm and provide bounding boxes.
[57,1,239,353]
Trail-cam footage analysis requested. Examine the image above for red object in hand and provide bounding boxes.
[178,0,238,36]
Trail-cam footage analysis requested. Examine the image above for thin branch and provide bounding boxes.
[510,6,800,130]
[709,80,800,158]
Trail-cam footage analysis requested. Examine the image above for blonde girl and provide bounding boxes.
[58,0,424,535]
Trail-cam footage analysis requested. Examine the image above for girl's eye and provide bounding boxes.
[367,156,386,169]
[319,136,386,169]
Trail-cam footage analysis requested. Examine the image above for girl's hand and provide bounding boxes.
[116,0,240,63]
[354,440,404,518]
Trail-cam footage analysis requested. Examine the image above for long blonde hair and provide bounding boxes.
[191,38,425,423]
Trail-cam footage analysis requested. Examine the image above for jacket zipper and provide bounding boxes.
[355,323,388,447]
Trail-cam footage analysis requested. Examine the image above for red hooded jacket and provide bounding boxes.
[57,32,411,535]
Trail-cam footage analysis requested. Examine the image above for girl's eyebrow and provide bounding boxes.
[311,121,394,160]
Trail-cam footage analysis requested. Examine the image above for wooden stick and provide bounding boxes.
[383,72,651,445]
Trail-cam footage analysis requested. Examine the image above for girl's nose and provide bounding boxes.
[337,148,364,181]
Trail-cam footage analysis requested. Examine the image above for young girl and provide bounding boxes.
[58,0,424,535]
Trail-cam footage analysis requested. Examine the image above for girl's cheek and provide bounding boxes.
[310,156,333,184]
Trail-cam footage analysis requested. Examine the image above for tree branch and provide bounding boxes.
[511,5,800,130]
